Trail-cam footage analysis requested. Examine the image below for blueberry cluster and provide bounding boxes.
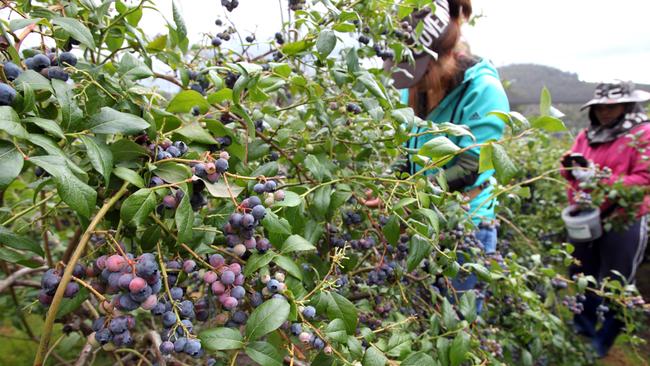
[220,0,239,12]
[148,139,189,161]
[358,35,370,45]
[274,32,285,45]
[366,262,397,285]
[349,236,376,250]
[38,265,84,305]
[260,272,287,297]
[343,210,363,225]
[91,315,136,347]
[346,102,363,114]
[551,277,568,289]
[479,338,504,358]
[223,196,270,256]
[99,253,162,311]
[188,71,210,95]
[372,44,394,60]
[192,152,231,183]
[562,295,585,314]
[24,52,73,81]
[202,254,246,309]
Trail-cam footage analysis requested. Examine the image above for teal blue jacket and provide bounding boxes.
[402,58,509,225]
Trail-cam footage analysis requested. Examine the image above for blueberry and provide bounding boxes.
[46,66,69,81]
[232,311,247,324]
[245,35,255,43]
[95,328,113,345]
[231,285,246,299]
[193,163,207,177]
[173,141,188,154]
[179,300,195,319]
[211,37,222,47]
[0,83,17,106]
[3,62,22,81]
[170,287,183,300]
[151,302,166,316]
[215,158,229,173]
[264,180,277,192]
[248,196,262,207]
[108,317,128,334]
[28,54,51,72]
[290,323,302,336]
[302,306,316,319]
[166,145,181,158]
[174,336,188,352]
[190,83,204,95]
[58,52,77,67]
[184,339,202,357]
[267,279,280,292]
[191,106,200,116]
[162,311,177,327]
[241,213,255,230]
[160,340,174,354]
[253,183,266,194]
[221,270,235,285]
[251,205,266,220]
[250,291,263,307]
[92,317,106,332]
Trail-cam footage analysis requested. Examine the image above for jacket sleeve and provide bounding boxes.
[614,128,650,187]
[453,75,509,156]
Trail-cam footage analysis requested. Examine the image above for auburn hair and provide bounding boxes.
[409,0,473,118]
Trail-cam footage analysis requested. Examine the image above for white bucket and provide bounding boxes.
[561,205,603,243]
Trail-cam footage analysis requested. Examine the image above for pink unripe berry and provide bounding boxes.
[162,195,177,209]
[233,244,246,256]
[298,332,311,343]
[106,255,126,272]
[324,346,333,355]
[211,281,226,295]
[183,260,197,273]
[261,274,271,284]
[209,254,225,268]
[222,296,238,309]
[234,274,245,286]
[274,272,285,282]
[204,271,218,284]
[205,162,216,175]
[219,151,230,160]
[207,172,220,182]
[141,295,158,310]
[264,196,275,207]
[96,255,107,270]
[244,238,257,249]
[274,190,286,201]
[129,277,147,293]
[229,263,242,275]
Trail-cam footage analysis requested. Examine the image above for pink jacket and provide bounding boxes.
[561,124,650,216]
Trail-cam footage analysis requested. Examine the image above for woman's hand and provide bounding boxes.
[359,189,382,209]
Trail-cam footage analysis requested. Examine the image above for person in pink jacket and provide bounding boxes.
[560,80,650,357]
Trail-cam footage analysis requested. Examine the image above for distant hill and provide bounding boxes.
[497,64,650,106]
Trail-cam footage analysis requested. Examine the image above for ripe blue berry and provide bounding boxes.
[302,306,316,319]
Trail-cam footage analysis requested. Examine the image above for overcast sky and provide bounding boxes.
[146,0,650,84]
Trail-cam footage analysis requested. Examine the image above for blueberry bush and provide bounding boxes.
[0,1,647,365]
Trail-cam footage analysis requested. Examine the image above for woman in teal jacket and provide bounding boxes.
[384,0,510,303]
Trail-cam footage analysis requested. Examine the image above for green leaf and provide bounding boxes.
[478,143,494,173]
[88,107,150,135]
[282,40,314,56]
[52,17,96,48]
[532,116,567,132]
[176,123,216,144]
[539,86,551,116]
[80,136,113,187]
[418,136,460,162]
[56,288,88,319]
[441,297,459,330]
[15,70,52,93]
[244,251,276,277]
[0,106,28,138]
[316,30,336,58]
[449,331,470,366]
[0,227,43,256]
[167,90,210,114]
[304,155,327,181]
[171,0,187,40]
[199,327,244,351]
[110,139,149,162]
[382,215,400,246]
[23,117,65,139]
[312,185,331,219]
[18,81,35,113]
[325,319,348,343]
[200,179,244,198]
[407,234,433,272]
[491,143,517,184]
[9,18,42,31]
[245,341,283,366]
[175,190,193,243]
[154,162,191,183]
[385,333,412,358]
[402,352,435,366]
[27,134,85,177]
[113,167,144,188]
[281,234,316,253]
[0,247,41,267]
[262,211,292,236]
[0,140,24,188]
[327,292,357,334]
[120,188,157,226]
[273,255,303,280]
[118,52,153,80]
[272,190,301,208]
[245,298,290,341]
[459,290,477,324]
[362,346,387,366]
[30,155,97,218]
